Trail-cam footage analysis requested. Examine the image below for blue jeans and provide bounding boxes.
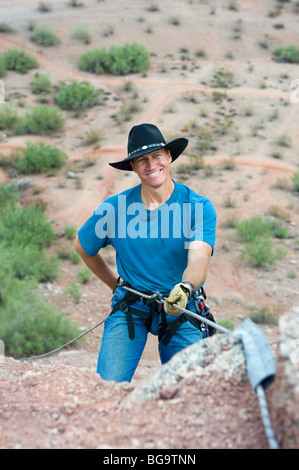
[97,287,203,382]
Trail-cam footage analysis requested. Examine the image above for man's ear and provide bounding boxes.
[130,159,136,172]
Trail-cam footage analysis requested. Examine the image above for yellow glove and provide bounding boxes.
[164,282,195,315]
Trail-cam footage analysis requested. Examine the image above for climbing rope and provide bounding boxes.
[21,318,106,361]
[256,385,280,449]
[20,283,280,449]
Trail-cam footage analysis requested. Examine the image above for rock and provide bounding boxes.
[9,177,32,190]
[271,306,299,449]
[122,334,247,406]
[66,171,78,179]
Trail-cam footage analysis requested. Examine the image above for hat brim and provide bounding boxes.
[109,137,188,171]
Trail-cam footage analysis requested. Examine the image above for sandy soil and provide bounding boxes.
[0,0,298,449]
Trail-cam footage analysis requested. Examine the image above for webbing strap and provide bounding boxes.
[110,291,154,339]
[159,312,203,346]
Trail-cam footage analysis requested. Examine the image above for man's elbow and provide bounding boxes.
[74,235,84,256]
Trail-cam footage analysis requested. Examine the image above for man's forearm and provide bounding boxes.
[182,241,212,291]
[74,236,118,291]
[182,256,210,292]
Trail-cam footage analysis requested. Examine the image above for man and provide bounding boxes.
[74,123,217,382]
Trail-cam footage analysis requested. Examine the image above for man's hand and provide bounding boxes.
[164,282,194,315]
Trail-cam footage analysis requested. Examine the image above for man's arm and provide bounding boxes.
[74,236,118,292]
[182,240,212,291]
[164,240,212,315]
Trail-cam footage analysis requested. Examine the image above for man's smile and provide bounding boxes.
[146,168,162,177]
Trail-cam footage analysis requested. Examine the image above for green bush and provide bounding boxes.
[236,214,289,240]
[0,286,81,357]
[0,55,7,77]
[240,237,286,267]
[0,103,18,129]
[78,42,150,75]
[31,25,60,46]
[3,48,38,73]
[0,203,55,249]
[31,73,52,94]
[236,215,272,242]
[0,182,18,212]
[17,140,68,173]
[0,243,59,282]
[291,170,299,191]
[236,215,287,267]
[104,42,150,75]
[273,45,299,63]
[73,25,91,44]
[64,224,77,239]
[77,265,92,284]
[0,184,81,358]
[78,47,107,73]
[56,80,100,111]
[15,104,64,134]
[248,306,277,326]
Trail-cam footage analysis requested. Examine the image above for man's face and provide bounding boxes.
[130,148,172,188]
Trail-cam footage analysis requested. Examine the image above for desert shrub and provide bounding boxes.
[0,182,18,212]
[273,45,299,63]
[0,103,18,129]
[291,170,299,191]
[0,55,7,77]
[240,237,286,267]
[236,215,272,242]
[195,126,213,153]
[248,306,277,326]
[236,214,289,241]
[70,249,80,264]
[15,104,64,134]
[31,73,52,94]
[37,1,52,12]
[105,42,150,75]
[169,15,181,26]
[56,80,100,111]
[0,286,81,357]
[1,243,59,282]
[17,140,68,173]
[236,215,287,266]
[0,22,15,33]
[64,224,77,239]
[3,48,38,73]
[0,185,81,358]
[63,281,82,303]
[78,47,107,73]
[73,25,91,43]
[31,25,60,46]
[77,265,92,284]
[217,318,234,331]
[78,42,150,75]
[211,67,234,88]
[0,203,55,249]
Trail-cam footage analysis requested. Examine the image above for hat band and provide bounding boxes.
[128,142,165,158]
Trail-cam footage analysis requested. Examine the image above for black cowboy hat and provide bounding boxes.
[109,123,188,171]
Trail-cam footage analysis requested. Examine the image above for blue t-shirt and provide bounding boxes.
[78,181,217,295]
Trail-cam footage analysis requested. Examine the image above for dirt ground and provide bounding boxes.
[0,0,298,450]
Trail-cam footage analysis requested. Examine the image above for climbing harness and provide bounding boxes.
[111,279,217,345]
[20,280,280,449]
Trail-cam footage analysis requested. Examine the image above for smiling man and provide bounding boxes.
[74,123,217,382]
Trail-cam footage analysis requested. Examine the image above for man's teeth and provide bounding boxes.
[148,169,161,176]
